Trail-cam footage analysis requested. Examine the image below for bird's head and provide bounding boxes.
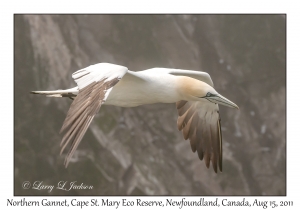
[179,77,239,109]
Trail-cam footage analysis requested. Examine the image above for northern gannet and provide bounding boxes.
[31,63,239,173]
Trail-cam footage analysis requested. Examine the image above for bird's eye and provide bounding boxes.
[206,92,211,97]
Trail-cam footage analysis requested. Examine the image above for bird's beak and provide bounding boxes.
[207,94,239,109]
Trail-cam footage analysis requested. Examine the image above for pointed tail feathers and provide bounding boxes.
[30,87,78,98]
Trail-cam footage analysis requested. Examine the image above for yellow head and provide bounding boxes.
[177,76,239,109]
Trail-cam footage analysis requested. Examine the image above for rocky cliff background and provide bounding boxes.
[14,14,286,195]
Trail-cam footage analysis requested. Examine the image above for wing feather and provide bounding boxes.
[217,118,223,171]
[168,69,214,87]
[60,63,128,166]
[176,100,222,173]
[147,68,214,87]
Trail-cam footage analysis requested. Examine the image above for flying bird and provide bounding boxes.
[31,63,238,173]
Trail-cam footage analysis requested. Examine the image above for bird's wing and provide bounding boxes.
[176,100,222,173]
[164,69,221,172]
[167,69,214,87]
[59,63,128,166]
[142,68,214,86]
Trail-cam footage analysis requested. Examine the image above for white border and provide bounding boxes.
[2,0,298,209]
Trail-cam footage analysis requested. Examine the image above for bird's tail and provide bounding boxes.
[30,87,78,98]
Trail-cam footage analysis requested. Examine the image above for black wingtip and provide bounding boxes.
[219,162,223,172]
[213,166,217,173]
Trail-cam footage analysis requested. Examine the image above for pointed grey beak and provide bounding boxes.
[206,94,239,109]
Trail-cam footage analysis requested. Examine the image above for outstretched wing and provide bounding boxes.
[165,68,214,87]
[60,63,128,166]
[144,68,214,87]
[176,100,222,173]
[164,68,222,172]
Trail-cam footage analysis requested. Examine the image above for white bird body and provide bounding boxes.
[106,70,183,107]
[31,63,238,173]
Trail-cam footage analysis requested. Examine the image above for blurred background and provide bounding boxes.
[14,14,286,195]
